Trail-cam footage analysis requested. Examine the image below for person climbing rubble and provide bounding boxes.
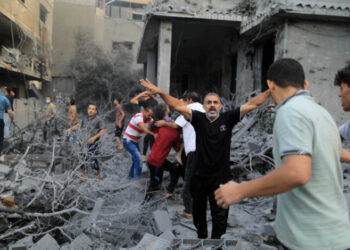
[41,96,56,143]
[123,101,156,181]
[154,91,204,217]
[0,85,15,162]
[130,91,158,162]
[65,97,78,142]
[144,103,181,201]
[140,78,270,239]
[68,104,106,181]
[215,58,350,249]
[113,95,125,151]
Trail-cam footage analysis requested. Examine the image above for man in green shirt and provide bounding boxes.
[215,58,350,250]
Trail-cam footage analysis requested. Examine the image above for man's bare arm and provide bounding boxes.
[88,128,107,144]
[240,90,271,118]
[140,79,192,120]
[130,91,148,105]
[139,123,156,138]
[155,120,179,129]
[215,155,311,209]
[341,148,350,163]
[7,109,15,125]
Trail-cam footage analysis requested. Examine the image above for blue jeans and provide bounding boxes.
[123,138,142,179]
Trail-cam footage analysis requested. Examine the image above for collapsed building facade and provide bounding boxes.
[138,0,350,124]
[0,0,53,128]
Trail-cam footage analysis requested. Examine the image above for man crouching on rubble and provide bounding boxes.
[67,104,106,181]
[215,58,350,249]
[140,79,270,239]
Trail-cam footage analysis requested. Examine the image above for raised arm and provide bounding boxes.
[130,91,148,105]
[154,120,179,129]
[140,79,192,120]
[240,90,271,118]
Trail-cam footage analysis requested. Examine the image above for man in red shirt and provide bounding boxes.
[145,104,181,200]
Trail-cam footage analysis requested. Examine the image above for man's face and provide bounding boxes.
[203,95,222,119]
[46,97,51,104]
[144,109,154,119]
[339,82,350,111]
[113,99,119,105]
[88,105,97,117]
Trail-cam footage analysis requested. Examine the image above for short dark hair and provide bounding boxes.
[69,97,75,105]
[187,92,200,102]
[113,94,121,102]
[152,103,167,121]
[267,58,305,88]
[334,64,350,87]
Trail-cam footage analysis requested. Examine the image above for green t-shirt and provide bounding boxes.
[273,90,350,250]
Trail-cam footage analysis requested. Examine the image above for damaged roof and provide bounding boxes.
[240,0,350,34]
[144,3,243,22]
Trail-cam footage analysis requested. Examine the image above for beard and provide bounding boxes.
[207,111,219,119]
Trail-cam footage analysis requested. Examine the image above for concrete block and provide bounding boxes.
[29,234,59,250]
[136,233,170,250]
[0,164,11,176]
[159,229,175,242]
[69,233,92,250]
[152,210,172,234]
[9,236,33,250]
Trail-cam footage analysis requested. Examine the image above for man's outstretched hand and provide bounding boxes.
[215,181,244,209]
[140,79,162,95]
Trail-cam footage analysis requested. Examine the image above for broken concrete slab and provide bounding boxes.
[159,229,176,242]
[0,164,11,176]
[29,234,59,250]
[134,233,170,250]
[69,233,92,250]
[152,210,172,235]
[9,235,33,250]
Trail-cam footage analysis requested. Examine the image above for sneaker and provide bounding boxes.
[0,155,5,162]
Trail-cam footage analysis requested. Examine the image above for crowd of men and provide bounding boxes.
[1,58,350,249]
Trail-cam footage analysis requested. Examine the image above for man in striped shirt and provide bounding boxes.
[123,105,156,180]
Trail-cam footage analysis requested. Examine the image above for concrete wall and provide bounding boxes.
[52,0,144,79]
[282,20,350,125]
[52,1,95,77]
[13,98,42,129]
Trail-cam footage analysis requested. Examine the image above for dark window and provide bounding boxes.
[19,0,25,4]
[132,13,143,21]
[40,4,48,23]
[261,37,275,91]
[112,41,133,51]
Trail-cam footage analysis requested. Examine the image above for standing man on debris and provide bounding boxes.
[4,88,15,137]
[114,95,125,151]
[65,97,78,142]
[123,103,156,181]
[155,92,205,217]
[131,91,158,162]
[140,79,270,239]
[42,96,56,143]
[79,104,106,180]
[0,86,15,161]
[215,58,350,249]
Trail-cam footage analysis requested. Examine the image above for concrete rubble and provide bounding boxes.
[0,102,349,250]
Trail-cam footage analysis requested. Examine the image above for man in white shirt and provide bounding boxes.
[155,92,204,216]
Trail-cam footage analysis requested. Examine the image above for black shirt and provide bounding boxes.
[81,116,105,144]
[191,108,241,177]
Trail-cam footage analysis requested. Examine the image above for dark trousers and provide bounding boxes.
[80,143,100,171]
[191,175,231,239]
[0,119,4,155]
[181,152,196,214]
[43,119,57,141]
[146,160,182,200]
[143,134,155,155]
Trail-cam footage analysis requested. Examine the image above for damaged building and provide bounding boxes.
[0,0,53,128]
[138,0,350,124]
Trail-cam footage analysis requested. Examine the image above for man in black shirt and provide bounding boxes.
[140,79,270,239]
